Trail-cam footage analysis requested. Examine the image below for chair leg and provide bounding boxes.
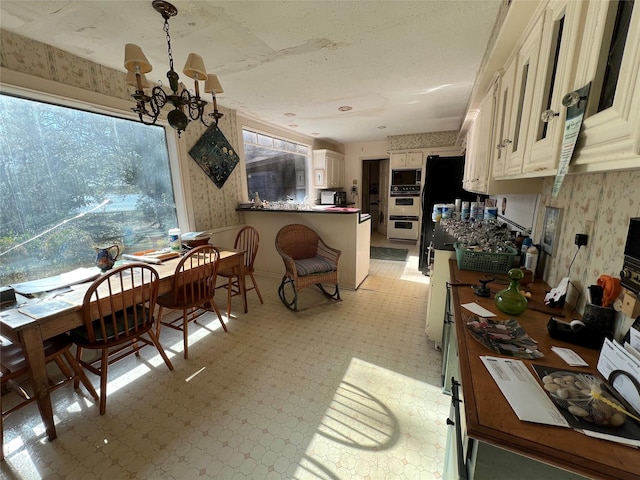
[226,276,233,318]
[62,350,99,401]
[248,272,264,304]
[99,348,109,415]
[206,300,227,332]
[74,346,84,390]
[146,330,174,372]
[53,356,73,382]
[182,310,189,359]
[278,277,299,311]
[155,306,164,338]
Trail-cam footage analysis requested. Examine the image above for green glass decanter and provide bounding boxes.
[494,268,528,315]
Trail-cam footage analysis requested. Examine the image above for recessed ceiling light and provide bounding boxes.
[377,126,387,129]
[338,106,352,112]
[288,124,299,128]
[284,112,296,117]
[310,132,320,136]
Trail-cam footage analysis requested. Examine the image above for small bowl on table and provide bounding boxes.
[183,237,210,249]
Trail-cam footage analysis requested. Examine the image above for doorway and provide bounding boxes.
[362,159,384,233]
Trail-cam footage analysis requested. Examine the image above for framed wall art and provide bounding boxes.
[188,125,239,189]
[541,206,562,256]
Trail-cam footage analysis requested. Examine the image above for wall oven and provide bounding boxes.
[388,215,419,240]
[390,168,422,197]
[388,196,420,240]
[388,196,420,216]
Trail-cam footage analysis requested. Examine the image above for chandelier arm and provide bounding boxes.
[127,1,217,135]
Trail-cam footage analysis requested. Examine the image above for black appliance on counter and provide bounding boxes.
[418,155,478,275]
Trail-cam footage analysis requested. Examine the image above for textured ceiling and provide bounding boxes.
[0,1,503,144]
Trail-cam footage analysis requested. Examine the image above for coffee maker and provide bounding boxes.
[334,191,347,206]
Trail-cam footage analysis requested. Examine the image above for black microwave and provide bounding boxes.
[391,168,422,186]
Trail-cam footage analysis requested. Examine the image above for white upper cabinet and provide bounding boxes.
[390,151,424,168]
[462,72,543,195]
[570,0,640,172]
[313,149,344,188]
[500,15,544,177]
[464,0,639,181]
[525,0,586,175]
[463,90,493,193]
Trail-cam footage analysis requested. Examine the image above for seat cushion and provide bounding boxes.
[294,256,337,276]
[69,305,150,345]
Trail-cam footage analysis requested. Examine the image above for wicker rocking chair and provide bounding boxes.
[275,224,341,311]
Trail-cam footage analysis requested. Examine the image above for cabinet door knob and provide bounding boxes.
[541,109,560,122]
[502,138,512,145]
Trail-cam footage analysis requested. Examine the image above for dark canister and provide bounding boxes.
[582,303,615,334]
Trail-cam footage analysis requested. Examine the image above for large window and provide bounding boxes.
[242,128,310,203]
[0,93,179,285]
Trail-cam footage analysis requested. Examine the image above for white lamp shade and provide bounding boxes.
[125,70,152,89]
[183,53,207,80]
[124,44,152,73]
[204,73,224,94]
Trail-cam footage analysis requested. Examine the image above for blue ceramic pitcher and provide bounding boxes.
[95,244,120,272]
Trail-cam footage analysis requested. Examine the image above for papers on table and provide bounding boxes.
[10,267,101,295]
[461,302,496,317]
[597,338,640,416]
[122,249,180,264]
[18,297,77,319]
[551,346,589,367]
[181,231,209,241]
[480,356,570,427]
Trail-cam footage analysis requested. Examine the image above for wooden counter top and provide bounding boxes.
[449,260,639,480]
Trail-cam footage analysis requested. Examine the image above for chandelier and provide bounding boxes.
[123,0,223,136]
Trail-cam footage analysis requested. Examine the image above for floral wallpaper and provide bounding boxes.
[1,29,242,232]
[387,131,458,150]
[534,170,640,317]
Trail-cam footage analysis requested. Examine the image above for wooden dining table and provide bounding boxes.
[0,248,246,442]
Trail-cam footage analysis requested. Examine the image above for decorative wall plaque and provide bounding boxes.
[188,125,240,188]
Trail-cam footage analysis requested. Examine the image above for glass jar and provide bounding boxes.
[494,268,528,315]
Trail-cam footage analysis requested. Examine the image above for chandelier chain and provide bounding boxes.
[163,18,174,73]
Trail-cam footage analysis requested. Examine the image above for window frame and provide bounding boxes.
[235,113,314,202]
[0,70,192,231]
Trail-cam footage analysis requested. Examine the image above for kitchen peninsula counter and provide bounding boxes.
[238,207,370,290]
[447,260,638,480]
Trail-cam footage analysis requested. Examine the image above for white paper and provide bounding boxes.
[480,356,570,427]
[551,346,589,367]
[597,338,640,415]
[581,429,640,448]
[630,327,640,351]
[462,302,496,317]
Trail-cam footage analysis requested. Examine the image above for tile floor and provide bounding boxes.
[1,233,450,479]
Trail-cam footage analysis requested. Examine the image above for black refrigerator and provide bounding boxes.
[418,155,478,274]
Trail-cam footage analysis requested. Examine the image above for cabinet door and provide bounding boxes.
[503,16,544,177]
[525,0,586,175]
[571,0,640,172]
[407,151,424,167]
[327,152,344,188]
[390,153,407,168]
[463,82,498,194]
[313,150,328,187]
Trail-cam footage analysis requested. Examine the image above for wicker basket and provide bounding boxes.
[454,243,518,274]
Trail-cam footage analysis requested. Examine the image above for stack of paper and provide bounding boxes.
[597,338,640,417]
[122,249,180,264]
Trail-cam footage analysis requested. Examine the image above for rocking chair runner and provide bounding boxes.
[275,224,341,311]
